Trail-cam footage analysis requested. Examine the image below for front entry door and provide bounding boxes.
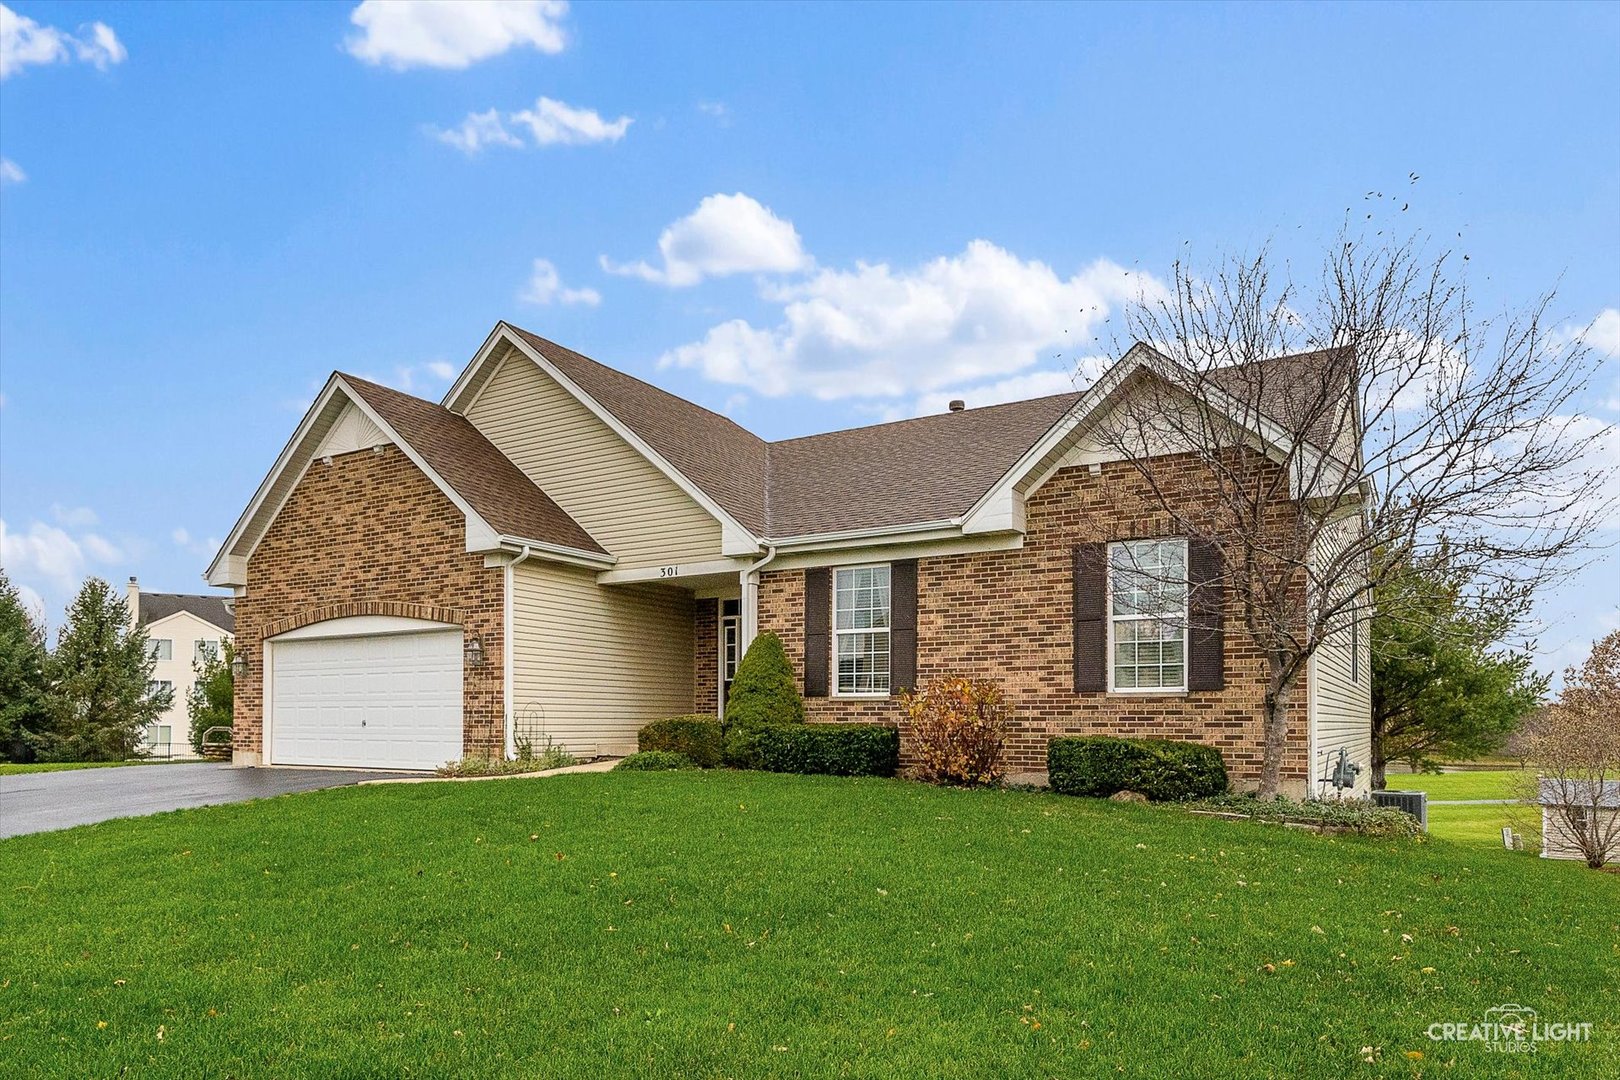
[720,599,740,717]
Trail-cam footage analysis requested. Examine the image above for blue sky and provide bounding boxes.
[2,1,1616,678]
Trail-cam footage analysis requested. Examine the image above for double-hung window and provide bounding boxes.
[834,565,890,695]
[195,639,220,663]
[148,638,173,661]
[1109,538,1188,691]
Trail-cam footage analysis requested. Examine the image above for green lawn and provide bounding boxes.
[1384,769,1525,802]
[0,758,196,775]
[1383,771,1537,852]
[1,772,1613,1078]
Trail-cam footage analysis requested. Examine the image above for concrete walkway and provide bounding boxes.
[357,758,620,785]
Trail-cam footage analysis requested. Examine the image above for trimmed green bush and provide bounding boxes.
[1047,736,1228,801]
[638,714,723,767]
[724,631,804,730]
[755,723,900,777]
[721,725,773,770]
[614,751,697,771]
[1187,794,1420,838]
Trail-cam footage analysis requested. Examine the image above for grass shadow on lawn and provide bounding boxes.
[0,771,1613,1078]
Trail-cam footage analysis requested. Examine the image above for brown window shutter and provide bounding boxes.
[1072,544,1106,693]
[889,560,918,695]
[1187,538,1225,691]
[803,567,831,698]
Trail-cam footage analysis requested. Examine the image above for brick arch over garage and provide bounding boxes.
[232,444,505,765]
[265,601,466,639]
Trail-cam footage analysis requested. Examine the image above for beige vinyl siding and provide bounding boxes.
[466,349,724,568]
[511,560,694,756]
[1308,514,1373,798]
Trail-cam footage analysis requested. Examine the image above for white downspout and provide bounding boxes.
[739,543,779,651]
[504,545,534,759]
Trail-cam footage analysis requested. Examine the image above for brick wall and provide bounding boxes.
[232,445,504,762]
[694,598,719,716]
[757,456,1310,788]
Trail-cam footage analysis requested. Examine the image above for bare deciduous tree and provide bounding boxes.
[1515,630,1620,869]
[1089,231,1611,798]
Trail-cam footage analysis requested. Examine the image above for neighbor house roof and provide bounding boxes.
[138,592,235,633]
[342,374,609,556]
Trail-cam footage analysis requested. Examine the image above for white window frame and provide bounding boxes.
[147,679,174,699]
[1106,538,1189,694]
[195,639,220,663]
[148,638,173,662]
[833,563,891,697]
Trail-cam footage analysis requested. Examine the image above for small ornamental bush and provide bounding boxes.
[724,632,805,731]
[901,676,1011,786]
[1047,736,1227,801]
[755,724,900,777]
[1187,794,1421,838]
[614,751,697,771]
[638,715,723,767]
[436,739,576,777]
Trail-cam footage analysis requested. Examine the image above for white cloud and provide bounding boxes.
[0,4,124,79]
[346,0,566,70]
[431,97,630,155]
[362,361,459,396]
[510,96,631,146]
[51,504,98,527]
[520,258,600,307]
[603,193,808,287]
[901,367,1092,422]
[80,533,123,563]
[659,239,1154,400]
[172,527,220,558]
[0,514,121,595]
[0,157,24,184]
[431,108,522,154]
[697,100,730,124]
[1578,307,1620,359]
[171,527,191,546]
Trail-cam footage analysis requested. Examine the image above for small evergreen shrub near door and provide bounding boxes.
[755,724,900,777]
[1048,736,1228,801]
[723,632,805,730]
[638,715,723,767]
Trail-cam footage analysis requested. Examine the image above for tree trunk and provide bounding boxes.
[1257,659,1295,798]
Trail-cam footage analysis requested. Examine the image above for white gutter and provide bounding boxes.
[503,545,535,759]
[739,542,779,650]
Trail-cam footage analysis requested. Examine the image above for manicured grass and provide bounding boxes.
[0,758,195,775]
[1423,804,1541,852]
[1383,769,1525,802]
[1,772,1613,1078]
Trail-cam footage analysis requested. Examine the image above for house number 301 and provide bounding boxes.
[659,565,680,578]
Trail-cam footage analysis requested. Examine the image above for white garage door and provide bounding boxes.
[270,628,463,771]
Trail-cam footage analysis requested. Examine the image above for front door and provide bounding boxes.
[719,598,740,717]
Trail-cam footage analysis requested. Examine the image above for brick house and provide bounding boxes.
[208,321,1371,794]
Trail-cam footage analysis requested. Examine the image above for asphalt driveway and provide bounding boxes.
[0,764,417,838]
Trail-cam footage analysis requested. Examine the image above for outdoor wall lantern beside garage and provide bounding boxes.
[231,650,249,680]
[463,635,485,668]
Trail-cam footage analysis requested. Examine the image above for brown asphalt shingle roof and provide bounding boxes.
[137,592,235,633]
[1204,347,1357,456]
[509,328,771,534]
[504,328,1350,541]
[765,394,1083,537]
[342,374,608,556]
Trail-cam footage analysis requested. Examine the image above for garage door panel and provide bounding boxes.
[270,629,463,771]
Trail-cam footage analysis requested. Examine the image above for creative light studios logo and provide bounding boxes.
[1428,1004,1593,1054]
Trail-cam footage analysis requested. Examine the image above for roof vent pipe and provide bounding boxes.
[948,400,965,412]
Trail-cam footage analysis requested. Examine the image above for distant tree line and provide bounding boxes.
[0,571,172,763]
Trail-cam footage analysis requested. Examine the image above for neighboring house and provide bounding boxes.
[1539,777,1620,863]
[127,577,235,759]
[206,321,1372,793]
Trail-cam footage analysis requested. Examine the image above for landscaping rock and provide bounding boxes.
[1109,790,1149,803]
